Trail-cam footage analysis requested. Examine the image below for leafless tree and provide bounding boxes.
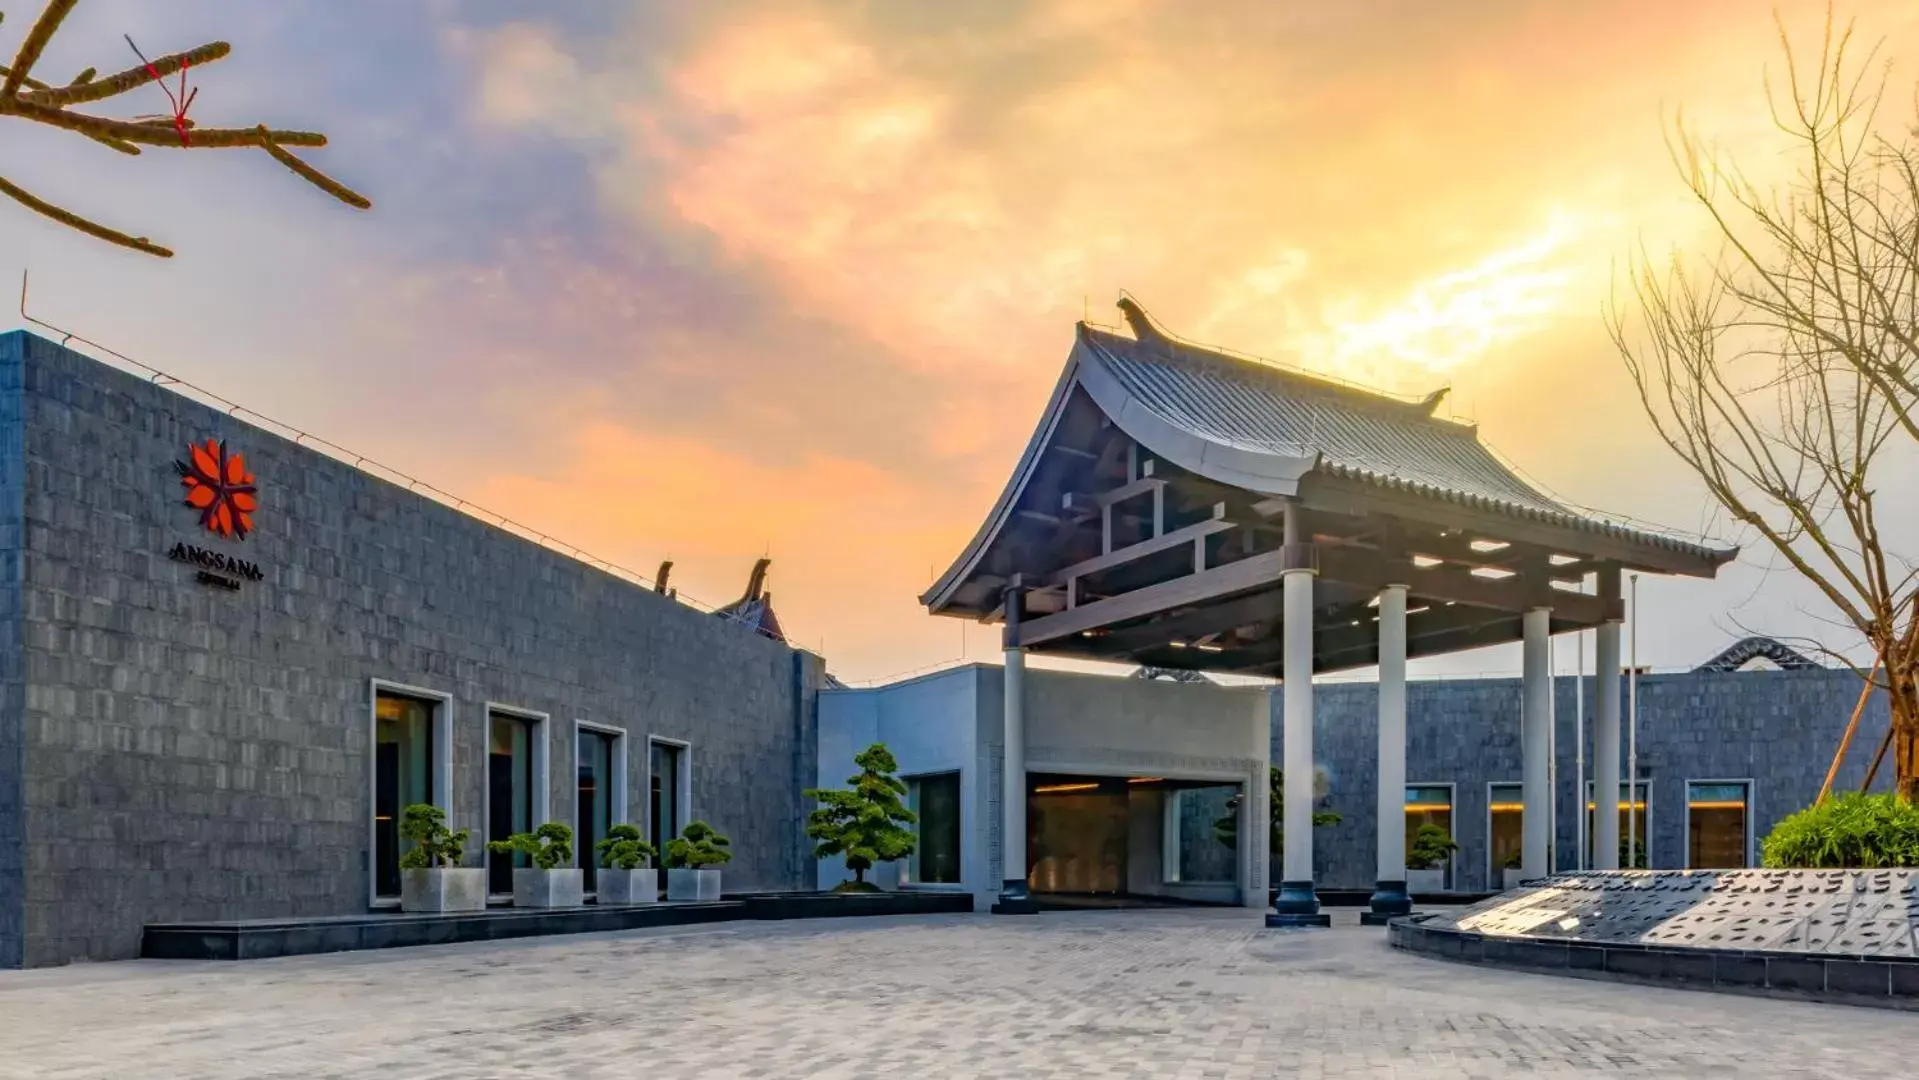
[1608,10,1919,799]
[0,0,368,258]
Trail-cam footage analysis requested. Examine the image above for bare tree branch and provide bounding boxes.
[1609,4,1919,799]
[0,1,367,257]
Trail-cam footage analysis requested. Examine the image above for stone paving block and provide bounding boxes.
[1,908,1915,1079]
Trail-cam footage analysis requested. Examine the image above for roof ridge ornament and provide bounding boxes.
[1417,387,1450,416]
[1115,295,1163,345]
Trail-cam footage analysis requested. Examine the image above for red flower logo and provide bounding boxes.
[175,439,257,540]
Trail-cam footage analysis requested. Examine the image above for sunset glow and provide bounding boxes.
[5,0,1917,681]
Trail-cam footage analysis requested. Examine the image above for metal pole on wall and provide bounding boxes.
[1576,629,1586,871]
[1628,573,1640,869]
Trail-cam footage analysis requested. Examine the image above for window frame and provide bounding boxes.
[1485,780,1523,887]
[367,679,455,910]
[574,721,628,895]
[481,703,551,899]
[1404,781,1457,888]
[1586,777,1654,868]
[901,769,966,889]
[646,735,693,852]
[1685,777,1755,869]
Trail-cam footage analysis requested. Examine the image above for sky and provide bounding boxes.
[1,0,1915,685]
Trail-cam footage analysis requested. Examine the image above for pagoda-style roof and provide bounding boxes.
[922,300,1737,676]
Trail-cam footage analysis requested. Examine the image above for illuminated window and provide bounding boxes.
[1488,783,1523,878]
[1405,785,1454,883]
[373,691,438,900]
[1586,780,1650,868]
[1687,781,1750,869]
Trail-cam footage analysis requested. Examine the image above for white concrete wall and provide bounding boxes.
[816,666,983,898]
[818,663,1271,911]
[979,666,1271,910]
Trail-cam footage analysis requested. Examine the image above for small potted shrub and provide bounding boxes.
[1405,823,1458,894]
[665,820,732,901]
[1501,849,1526,890]
[485,822,583,908]
[594,824,660,906]
[398,803,485,913]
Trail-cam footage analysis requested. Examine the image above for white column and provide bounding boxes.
[1593,620,1622,871]
[1373,584,1409,902]
[995,584,1035,913]
[1280,565,1316,888]
[1001,645,1027,889]
[1521,606,1552,880]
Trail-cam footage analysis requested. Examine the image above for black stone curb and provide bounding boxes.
[141,891,974,961]
[1387,912,1919,1011]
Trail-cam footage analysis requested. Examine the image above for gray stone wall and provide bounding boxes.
[1277,667,1889,892]
[0,334,24,968]
[8,331,819,966]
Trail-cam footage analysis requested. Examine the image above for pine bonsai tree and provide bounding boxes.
[664,821,732,869]
[1213,766,1340,862]
[1407,824,1459,871]
[486,822,573,871]
[803,743,918,892]
[397,803,467,870]
[595,823,658,870]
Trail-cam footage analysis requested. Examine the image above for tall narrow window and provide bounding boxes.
[488,713,537,895]
[906,772,962,885]
[650,741,684,887]
[577,729,617,893]
[374,693,437,900]
[1587,781,1651,868]
[1488,783,1523,881]
[1688,781,1750,868]
[1405,785,1454,886]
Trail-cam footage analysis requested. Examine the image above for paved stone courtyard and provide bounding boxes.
[2,907,1915,1079]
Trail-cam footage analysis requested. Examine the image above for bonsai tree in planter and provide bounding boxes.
[803,743,917,893]
[594,824,661,906]
[1405,824,1459,894]
[1213,766,1341,864]
[397,803,484,913]
[664,820,732,901]
[486,822,582,908]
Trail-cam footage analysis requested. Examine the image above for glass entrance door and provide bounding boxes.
[488,714,536,894]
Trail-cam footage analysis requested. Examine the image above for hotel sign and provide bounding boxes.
[170,438,265,590]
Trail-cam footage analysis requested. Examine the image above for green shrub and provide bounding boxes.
[665,821,733,869]
[1407,824,1459,870]
[397,803,468,870]
[804,743,917,886]
[1761,793,1919,868]
[1212,766,1340,861]
[595,823,658,871]
[486,821,573,870]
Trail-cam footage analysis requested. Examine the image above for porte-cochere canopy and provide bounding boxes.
[923,299,1737,675]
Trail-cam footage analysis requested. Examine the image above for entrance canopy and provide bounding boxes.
[923,299,1736,676]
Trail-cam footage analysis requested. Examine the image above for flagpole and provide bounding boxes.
[1576,628,1586,871]
[1628,573,1640,868]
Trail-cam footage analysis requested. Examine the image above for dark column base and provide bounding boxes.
[991,879,1038,915]
[1266,879,1328,928]
[1365,878,1412,926]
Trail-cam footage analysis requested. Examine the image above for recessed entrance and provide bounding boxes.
[1026,773,1242,905]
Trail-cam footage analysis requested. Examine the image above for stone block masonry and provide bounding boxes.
[1277,668,1888,892]
[2,330,822,966]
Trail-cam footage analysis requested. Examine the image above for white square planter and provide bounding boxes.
[1502,868,1529,891]
[1405,868,1446,895]
[400,868,486,914]
[597,868,659,906]
[668,868,721,901]
[512,868,584,908]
